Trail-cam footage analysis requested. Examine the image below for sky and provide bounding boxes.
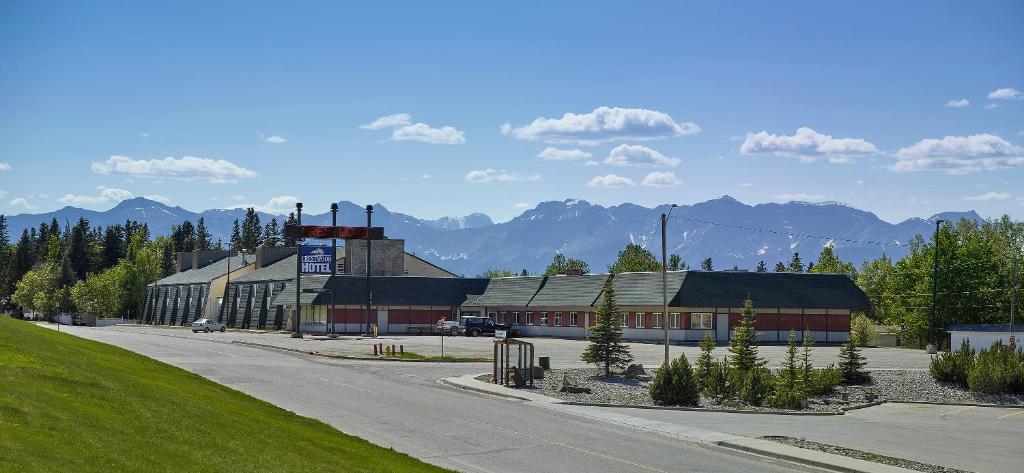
[0,1,1022,223]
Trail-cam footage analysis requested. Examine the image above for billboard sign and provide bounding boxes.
[299,245,334,274]
[285,225,385,240]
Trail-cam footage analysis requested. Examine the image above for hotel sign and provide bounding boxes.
[299,246,334,274]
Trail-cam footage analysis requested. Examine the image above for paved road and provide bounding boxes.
[52,325,808,473]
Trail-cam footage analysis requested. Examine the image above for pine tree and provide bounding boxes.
[67,218,91,281]
[838,339,871,384]
[262,217,281,247]
[101,225,124,271]
[240,207,262,251]
[800,330,814,395]
[649,353,699,406]
[230,219,242,249]
[774,261,787,272]
[728,298,764,373]
[668,254,682,271]
[543,253,567,276]
[701,258,713,271]
[195,217,212,250]
[696,331,715,394]
[788,252,804,272]
[0,215,9,304]
[755,260,767,272]
[768,330,804,409]
[581,278,633,375]
[607,243,661,273]
[283,212,298,247]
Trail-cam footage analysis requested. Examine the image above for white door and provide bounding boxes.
[716,314,730,342]
[377,309,389,335]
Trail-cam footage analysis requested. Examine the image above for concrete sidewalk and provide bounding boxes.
[441,374,915,473]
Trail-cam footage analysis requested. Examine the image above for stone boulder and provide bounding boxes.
[559,374,591,394]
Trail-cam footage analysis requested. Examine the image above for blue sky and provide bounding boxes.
[1,1,1021,223]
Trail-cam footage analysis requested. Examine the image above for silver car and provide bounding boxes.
[191,318,226,333]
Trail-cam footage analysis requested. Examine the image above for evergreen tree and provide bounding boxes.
[755,260,767,272]
[195,217,213,250]
[800,330,814,396]
[263,217,281,247]
[649,353,699,406]
[608,243,661,273]
[728,298,765,373]
[767,330,804,409]
[788,252,804,272]
[0,215,8,301]
[477,268,516,278]
[283,212,298,247]
[179,220,196,252]
[67,218,91,281]
[701,257,713,271]
[159,237,175,277]
[668,254,682,271]
[695,331,716,395]
[774,261,787,272]
[838,339,871,384]
[230,219,242,249]
[581,278,633,375]
[544,252,590,275]
[101,225,124,270]
[240,207,262,251]
[810,244,857,278]
[520,269,529,276]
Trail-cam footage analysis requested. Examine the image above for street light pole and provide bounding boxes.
[661,203,677,366]
[292,202,304,339]
[365,204,373,336]
[928,219,946,354]
[330,203,338,336]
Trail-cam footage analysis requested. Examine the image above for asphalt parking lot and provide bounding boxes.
[88,324,934,370]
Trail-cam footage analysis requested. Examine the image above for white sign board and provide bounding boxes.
[495,329,507,340]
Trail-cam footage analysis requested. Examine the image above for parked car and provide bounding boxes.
[461,316,509,337]
[71,315,85,326]
[440,320,461,335]
[191,318,227,333]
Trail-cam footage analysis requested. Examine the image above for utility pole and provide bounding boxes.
[928,219,946,354]
[292,202,303,338]
[365,204,373,336]
[330,203,338,336]
[1011,255,1019,347]
[661,204,677,366]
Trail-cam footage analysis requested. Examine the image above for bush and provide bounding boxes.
[767,330,805,409]
[850,314,877,347]
[930,339,975,385]
[703,358,730,399]
[695,332,715,394]
[650,353,700,406]
[807,365,843,396]
[733,367,774,406]
[838,339,871,384]
[967,341,1024,394]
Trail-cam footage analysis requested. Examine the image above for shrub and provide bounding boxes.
[967,341,1024,394]
[850,314,877,347]
[767,331,805,409]
[807,365,843,396]
[704,358,730,399]
[734,367,773,406]
[930,339,975,385]
[650,353,700,406]
[695,332,715,394]
[838,339,871,384]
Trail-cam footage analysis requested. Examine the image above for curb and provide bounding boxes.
[719,437,913,473]
[888,399,1024,409]
[559,401,843,416]
[436,377,536,401]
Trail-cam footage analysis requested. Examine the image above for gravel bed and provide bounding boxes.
[516,368,1024,412]
[762,436,971,473]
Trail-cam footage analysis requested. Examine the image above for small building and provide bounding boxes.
[461,271,869,343]
[142,252,256,326]
[948,324,1023,350]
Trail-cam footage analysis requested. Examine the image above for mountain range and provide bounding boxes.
[4,196,984,277]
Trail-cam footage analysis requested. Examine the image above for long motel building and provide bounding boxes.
[460,271,870,344]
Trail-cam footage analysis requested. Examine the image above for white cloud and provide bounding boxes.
[391,123,466,144]
[233,195,300,214]
[91,155,257,183]
[140,132,150,138]
[584,160,600,166]
[0,162,10,171]
[537,147,592,161]
[586,174,635,188]
[985,103,999,110]
[9,197,33,210]
[964,192,1010,201]
[641,171,681,187]
[738,182,754,187]
[58,186,134,206]
[464,169,541,183]
[514,202,531,209]
[263,135,287,144]
[892,134,1024,174]
[603,144,680,167]
[945,99,970,108]
[988,87,1022,100]
[775,193,827,201]
[740,127,878,163]
[360,113,412,130]
[855,179,865,185]
[501,106,700,145]
[144,194,172,204]
[422,174,431,179]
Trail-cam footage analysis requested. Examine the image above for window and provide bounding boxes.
[569,312,578,327]
[499,311,506,324]
[488,312,496,321]
[526,312,534,325]
[540,312,548,325]
[690,312,713,330]
[554,312,563,326]
[670,313,680,328]
[635,312,645,328]
[620,313,629,327]
[653,313,662,328]
[512,312,520,325]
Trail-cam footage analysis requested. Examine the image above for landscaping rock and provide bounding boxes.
[623,364,647,378]
[531,366,544,379]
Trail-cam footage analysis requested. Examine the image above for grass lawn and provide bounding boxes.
[0,317,449,473]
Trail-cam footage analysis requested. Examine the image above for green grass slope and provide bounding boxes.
[0,317,447,473]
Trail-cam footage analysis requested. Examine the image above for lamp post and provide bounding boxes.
[927,219,946,354]
[365,204,373,336]
[329,203,338,336]
[292,202,304,338]
[661,203,678,366]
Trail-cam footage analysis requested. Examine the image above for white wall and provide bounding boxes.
[950,331,1019,350]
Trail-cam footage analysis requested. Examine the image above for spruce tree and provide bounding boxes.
[755,260,767,272]
[101,225,124,270]
[649,353,699,406]
[838,339,871,384]
[668,254,681,271]
[788,252,804,272]
[581,278,633,375]
[263,217,281,247]
[774,261,787,272]
[67,218,91,281]
[768,330,804,409]
[701,258,713,271]
[240,207,262,251]
[230,219,242,249]
[696,331,715,394]
[800,330,814,395]
[283,212,298,247]
[728,298,764,373]
[195,217,212,250]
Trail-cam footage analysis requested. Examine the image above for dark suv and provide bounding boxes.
[462,317,509,337]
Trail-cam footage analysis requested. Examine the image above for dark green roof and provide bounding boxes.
[529,274,608,307]
[232,254,297,283]
[610,272,687,307]
[312,276,487,306]
[471,276,546,307]
[151,256,254,286]
[676,271,870,310]
[270,275,329,306]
